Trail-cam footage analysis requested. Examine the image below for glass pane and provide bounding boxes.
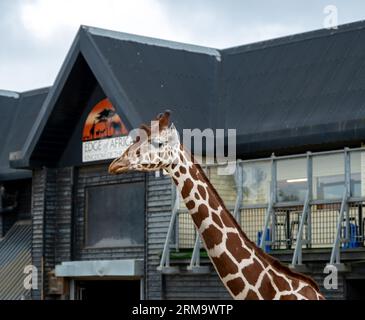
[209,166,237,208]
[242,161,271,205]
[350,151,363,197]
[85,182,145,247]
[313,154,344,200]
[277,158,307,202]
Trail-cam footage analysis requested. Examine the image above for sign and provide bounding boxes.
[82,98,131,162]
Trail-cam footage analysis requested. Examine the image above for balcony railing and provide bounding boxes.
[158,147,365,272]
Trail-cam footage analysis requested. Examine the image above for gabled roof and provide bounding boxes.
[0,88,49,180]
[9,20,365,168]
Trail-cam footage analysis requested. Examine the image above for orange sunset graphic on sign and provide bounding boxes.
[82,98,128,141]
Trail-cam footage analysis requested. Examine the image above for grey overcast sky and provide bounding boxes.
[0,0,365,91]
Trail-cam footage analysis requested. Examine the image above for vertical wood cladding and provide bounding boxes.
[31,169,47,300]
[146,173,173,299]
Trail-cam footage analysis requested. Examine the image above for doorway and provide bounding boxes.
[346,279,365,300]
[75,280,141,301]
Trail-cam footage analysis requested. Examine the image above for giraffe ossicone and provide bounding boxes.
[109,110,325,300]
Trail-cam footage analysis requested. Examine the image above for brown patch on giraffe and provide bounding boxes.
[180,166,187,174]
[191,204,209,228]
[226,232,251,263]
[297,285,318,300]
[186,200,195,210]
[244,259,264,284]
[179,153,184,162]
[246,290,260,300]
[280,294,297,300]
[259,274,277,300]
[172,177,178,185]
[269,270,291,292]
[226,277,245,296]
[219,211,237,228]
[175,171,180,178]
[171,163,177,170]
[201,225,223,250]
[211,212,223,228]
[207,189,219,210]
[181,178,193,198]
[194,192,200,200]
[211,252,239,278]
[197,185,206,200]
[189,166,200,180]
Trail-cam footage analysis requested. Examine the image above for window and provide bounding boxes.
[85,182,145,248]
[242,161,271,205]
[313,154,344,200]
[277,158,307,202]
[350,151,363,197]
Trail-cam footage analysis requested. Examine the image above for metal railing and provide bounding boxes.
[158,147,365,272]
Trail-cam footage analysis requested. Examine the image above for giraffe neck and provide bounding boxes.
[167,147,324,300]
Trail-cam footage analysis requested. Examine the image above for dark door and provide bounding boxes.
[76,280,141,301]
[346,279,365,300]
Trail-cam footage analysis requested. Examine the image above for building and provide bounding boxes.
[0,88,49,299]
[2,20,365,300]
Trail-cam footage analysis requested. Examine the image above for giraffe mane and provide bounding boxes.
[187,150,320,292]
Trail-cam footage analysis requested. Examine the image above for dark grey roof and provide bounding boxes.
[221,21,365,155]
[0,220,32,300]
[0,88,49,179]
[9,20,365,168]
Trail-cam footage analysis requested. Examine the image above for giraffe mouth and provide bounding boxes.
[108,157,130,174]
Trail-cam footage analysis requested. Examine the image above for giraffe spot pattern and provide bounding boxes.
[186,200,195,210]
[297,285,318,300]
[179,153,184,162]
[211,252,239,278]
[280,294,297,300]
[270,271,291,292]
[244,259,264,284]
[226,232,251,263]
[207,189,219,210]
[246,290,260,300]
[191,204,209,228]
[197,185,206,200]
[211,212,223,228]
[226,277,245,296]
[182,178,194,198]
[259,274,277,300]
[169,151,323,301]
[189,166,199,180]
[220,211,237,228]
[201,225,223,250]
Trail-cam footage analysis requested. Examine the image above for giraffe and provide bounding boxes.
[109,111,325,300]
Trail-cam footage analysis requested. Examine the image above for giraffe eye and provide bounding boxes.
[151,140,163,148]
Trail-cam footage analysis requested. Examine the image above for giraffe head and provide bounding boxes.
[109,110,181,174]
